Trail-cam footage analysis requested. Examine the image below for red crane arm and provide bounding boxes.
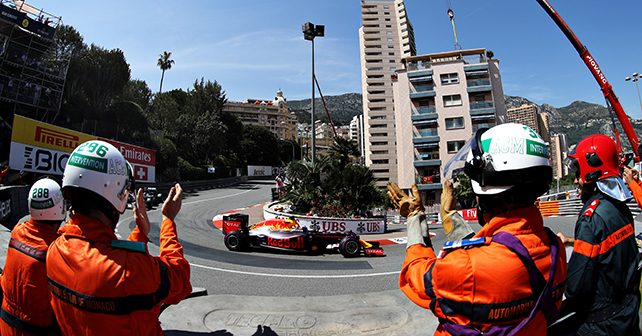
[536,0,640,160]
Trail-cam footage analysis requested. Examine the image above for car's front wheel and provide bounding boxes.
[224,231,246,251]
[339,236,361,258]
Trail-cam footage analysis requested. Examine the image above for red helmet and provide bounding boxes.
[568,134,620,183]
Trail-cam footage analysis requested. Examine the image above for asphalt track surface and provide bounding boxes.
[116,180,578,298]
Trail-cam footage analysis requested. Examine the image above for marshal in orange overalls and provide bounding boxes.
[1,219,60,335]
[400,206,567,335]
[46,214,192,336]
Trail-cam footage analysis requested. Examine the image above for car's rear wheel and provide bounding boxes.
[224,231,245,251]
[339,236,361,258]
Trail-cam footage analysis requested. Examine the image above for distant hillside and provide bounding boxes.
[505,95,642,148]
[288,93,362,126]
[288,92,642,148]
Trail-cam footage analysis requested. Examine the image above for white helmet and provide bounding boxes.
[62,140,133,213]
[29,177,66,221]
[463,123,552,195]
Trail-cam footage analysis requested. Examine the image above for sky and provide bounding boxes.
[42,0,642,117]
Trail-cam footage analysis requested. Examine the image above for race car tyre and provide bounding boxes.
[224,231,245,251]
[339,236,361,258]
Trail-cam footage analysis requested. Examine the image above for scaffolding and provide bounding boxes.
[0,0,68,127]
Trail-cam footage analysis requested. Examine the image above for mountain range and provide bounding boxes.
[288,93,642,147]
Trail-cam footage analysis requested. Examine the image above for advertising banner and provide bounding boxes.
[247,165,272,177]
[458,208,478,221]
[9,115,156,182]
[0,187,11,225]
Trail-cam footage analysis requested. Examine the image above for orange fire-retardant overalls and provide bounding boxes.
[400,206,567,335]
[627,178,642,209]
[46,214,192,336]
[0,219,59,335]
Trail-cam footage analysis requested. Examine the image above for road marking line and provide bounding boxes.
[189,262,400,278]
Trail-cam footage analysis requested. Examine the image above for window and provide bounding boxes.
[447,141,466,153]
[372,159,389,164]
[388,52,395,56]
[387,38,393,43]
[385,18,391,21]
[389,60,395,63]
[443,94,462,107]
[386,25,392,28]
[440,73,459,85]
[372,141,388,146]
[384,12,390,15]
[386,30,393,36]
[383,5,389,9]
[445,117,465,130]
[372,150,389,155]
[371,115,386,120]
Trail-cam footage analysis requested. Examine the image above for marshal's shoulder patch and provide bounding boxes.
[443,237,487,250]
[111,240,147,253]
[582,199,600,217]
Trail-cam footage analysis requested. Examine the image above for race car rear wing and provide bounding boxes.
[222,213,249,234]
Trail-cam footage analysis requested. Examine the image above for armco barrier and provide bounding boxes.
[0,186,30,230]
[141,176,248,198]
[0,176,248,230]
[538,198,642,218]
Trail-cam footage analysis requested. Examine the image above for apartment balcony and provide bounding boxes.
[470,101,495,116]
[412,106,437,121]
[413,135,440,144]
[368,101,388,109]
[416,175,442,190]
[467,79,492,93]
[414,159,441,167]
[407,69,433,78]
[413,84,434,92]
[464,64,489,72]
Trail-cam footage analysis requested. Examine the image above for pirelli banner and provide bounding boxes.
[9,115,157,182]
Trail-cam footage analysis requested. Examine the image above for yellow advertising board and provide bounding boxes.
[10,115,97,152]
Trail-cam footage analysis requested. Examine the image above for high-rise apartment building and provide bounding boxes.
[359,0,416,187]
[349,114,366,158]
[392,48,507,203]
[506,104,551,141]
[550,133,568,180]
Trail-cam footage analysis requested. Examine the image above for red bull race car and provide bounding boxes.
[220,214,385,258]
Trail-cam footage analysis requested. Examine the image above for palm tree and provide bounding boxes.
[157,51,175,93]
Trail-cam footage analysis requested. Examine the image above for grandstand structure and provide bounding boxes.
[0,0,67,126]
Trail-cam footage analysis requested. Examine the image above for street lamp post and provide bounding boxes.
[302,22,324,164]
[625,72,642,115]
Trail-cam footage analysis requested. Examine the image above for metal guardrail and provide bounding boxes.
[140,176,248,198]
[539,197,642,218]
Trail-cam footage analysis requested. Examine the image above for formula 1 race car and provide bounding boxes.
[220,214,385,258]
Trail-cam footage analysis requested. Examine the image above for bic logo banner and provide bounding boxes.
[9,115,156,182]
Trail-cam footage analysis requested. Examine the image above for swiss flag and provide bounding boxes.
[134,165,148,181]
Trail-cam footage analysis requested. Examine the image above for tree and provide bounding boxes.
[328,137,360,170]
[61,44,130,134]
[282,137,385,217]
[157,51,174,93]
[241,125,281,166]
[119,79,152,112]
[453,174,476,209]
